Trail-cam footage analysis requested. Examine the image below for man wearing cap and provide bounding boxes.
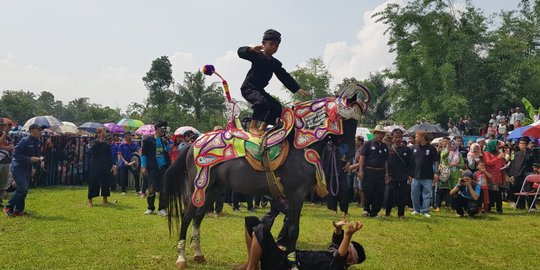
[410,131,440,218]
[117,132,140,195]
[141,121,170,216]
[0,119,14,208]
[509,137,534,209]
[357,125,389,217]
[238,29,310,136]
[450,170,480,217]
[3,124,44,217]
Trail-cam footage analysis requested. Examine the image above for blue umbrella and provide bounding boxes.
[78,122,105,133]
[22,116,62,131]
[507,126,532,140]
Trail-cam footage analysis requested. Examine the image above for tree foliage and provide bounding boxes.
[289,57,332,102]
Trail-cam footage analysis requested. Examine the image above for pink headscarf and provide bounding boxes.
[468,143,481,157]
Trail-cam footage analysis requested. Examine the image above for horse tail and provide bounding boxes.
[165,144,191,235]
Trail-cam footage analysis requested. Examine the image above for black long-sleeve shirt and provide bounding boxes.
[296,231,348,270]
[388,145,414,181]
[237,46,300,93]
[89,140,114,173]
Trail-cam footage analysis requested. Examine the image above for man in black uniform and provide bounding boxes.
[238,29,309,135]
[386,129,414,218]
[357,125,389,217]
[237,217,365,270]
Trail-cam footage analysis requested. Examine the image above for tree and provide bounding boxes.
[289,57,332,102]
[177,71,225,129]
[0,90,42,123]
[142,56,175,112]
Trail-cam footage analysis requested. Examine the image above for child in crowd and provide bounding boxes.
[474,161,491,213]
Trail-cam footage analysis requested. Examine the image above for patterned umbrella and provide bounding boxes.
[523,125,540,138]
[78,122,105,133]
[135,124,155,136]
[104,123,126,134]
[384,125,406,133]
[117,118,144,130]
[22,115,62,131]
[509,125,533,139]
[51,121,79,135]
[174,126,200,136]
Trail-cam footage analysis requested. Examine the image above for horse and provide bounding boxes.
[164,83,370,269]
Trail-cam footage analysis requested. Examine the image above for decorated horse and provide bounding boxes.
[164,65,370,269]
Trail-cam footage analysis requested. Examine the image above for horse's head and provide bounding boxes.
[335,80,371,161]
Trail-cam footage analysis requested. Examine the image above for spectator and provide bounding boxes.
[237,217,365,270]
[514,119,523,129]
[450,170,480,217]
[457,117,466,135]
[534,109,540,122]
[0,120,14,208]
[447,122,460,136]
[465,116,476,135]
[386,129,413,218]
[178,131,195,151]
[467,143,482,172]
[488,114,497,126]
[509,137,534,210]
[109,134,121,191]
[508,108,516,129]
[141,121,171,216]
[474,161,491,213]
[496,111,506,123]
[87,128,117,208]
[455,136,468,159]
[411,132,440,218]
[3,124,44,217]
[436,140,465,211]
[482,140,506,213]
[496,118,509,141]
[169,134,183,162]
[487,122,498,137]
[511,107,525,128]
[348,136,365,208]
[117,132,140,195]
[357,125,389,218]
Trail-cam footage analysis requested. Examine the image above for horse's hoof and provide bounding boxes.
[194,255,206,263]
[176,259,187,269]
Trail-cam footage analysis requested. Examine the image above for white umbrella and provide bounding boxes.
[22,116,62,131]
[51,121,79,135]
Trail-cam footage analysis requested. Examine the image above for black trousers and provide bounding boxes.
[208,187,226,214]
[232,192,254,210]
[489,189,503,213]
[242,88,282,125]
[385,180,408,216]
[146,167,167,211]
[452,195,479,217]
[436,188,452,209]
[119,166,141,193]
[362,168,385,217]
[88,170,111,199]
[260,198,289,247]
[327,166,349,214]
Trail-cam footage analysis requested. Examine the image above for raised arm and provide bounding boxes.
[274,64,300,93]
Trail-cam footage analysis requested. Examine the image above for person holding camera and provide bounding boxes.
[141,121,171,216]
[450,170,480,217]
[3,124,44,217]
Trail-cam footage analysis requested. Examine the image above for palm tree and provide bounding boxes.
[177,71,225,127]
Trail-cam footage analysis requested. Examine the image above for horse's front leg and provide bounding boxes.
[191,220,205,263]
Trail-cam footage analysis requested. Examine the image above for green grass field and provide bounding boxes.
[1,186,539,270]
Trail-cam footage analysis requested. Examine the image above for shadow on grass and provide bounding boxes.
[31,214,72,222]
[91,203,135,210]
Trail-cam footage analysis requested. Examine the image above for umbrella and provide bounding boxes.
[406,123,449,138]
[22,115,62,131]
[384,125,406,133]
[51,121,79,135]
[523,125,540,138]
[1,118,15,125]
[104,123,126,134]
[174,126,200,136]
[78,122,105,133]
[507,126,533,140]
[135,124,155,136]
[117,118,144,129]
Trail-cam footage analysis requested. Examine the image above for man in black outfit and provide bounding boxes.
[236,217,366,270]
[386,129,414,218]
[357,125,389,217]
[510,137,534,209]
[238,29,309,135]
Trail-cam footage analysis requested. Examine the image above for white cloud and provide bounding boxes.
[323,0,401,86]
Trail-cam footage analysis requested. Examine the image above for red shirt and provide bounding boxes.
[482,151,506,185]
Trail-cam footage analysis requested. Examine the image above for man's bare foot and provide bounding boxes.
[87,201,93,208]
[233,262,247,270]
[248,128,263,136]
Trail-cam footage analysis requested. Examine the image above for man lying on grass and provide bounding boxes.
[236,217,366,270]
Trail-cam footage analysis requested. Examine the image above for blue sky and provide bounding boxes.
[0,0,521,110]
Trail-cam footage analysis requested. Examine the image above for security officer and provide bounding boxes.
[3,124,44,217]
[357,125,389,217]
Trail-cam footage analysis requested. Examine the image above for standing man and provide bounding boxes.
[141,121,171,216]
[3,124,44,217]
[386,129,414,218]
[348,136,365,208]
[0,119,14,208]
[357,125,389,217]
[509,137,534,209]
[117,132,140,195]
[411,132,440,218]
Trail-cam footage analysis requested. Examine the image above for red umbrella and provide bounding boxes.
[523,125,540,138]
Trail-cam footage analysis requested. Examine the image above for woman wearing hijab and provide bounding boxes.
[482,140,506,213]
[467,143,483,172]
[436,140,465,211]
